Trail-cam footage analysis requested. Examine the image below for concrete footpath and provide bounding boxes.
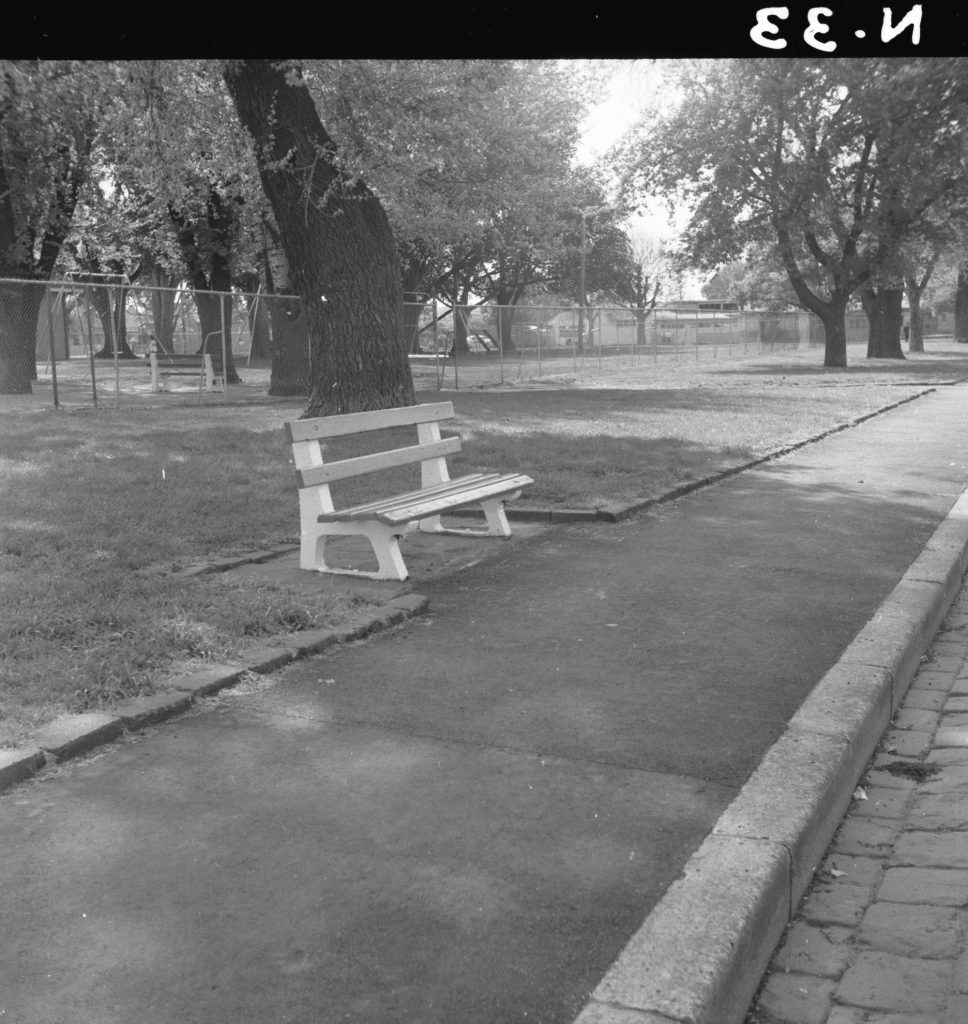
[3,384,968,1024]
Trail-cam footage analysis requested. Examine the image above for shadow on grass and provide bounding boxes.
[710,348,968,383]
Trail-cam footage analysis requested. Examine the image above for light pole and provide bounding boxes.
[577,203,615,353]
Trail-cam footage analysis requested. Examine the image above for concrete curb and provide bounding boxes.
[169,388,942,578]
[0,593,430,795]
[571,484,968,1024]
[450,387,939,528]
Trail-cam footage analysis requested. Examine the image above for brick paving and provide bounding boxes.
[746,580,968,1024]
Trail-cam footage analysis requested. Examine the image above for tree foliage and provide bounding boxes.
[618,58,968,367]
[0,61,122,391]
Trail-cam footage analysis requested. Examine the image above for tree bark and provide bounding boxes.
[815,301,849,367]
[245,289,271,361]
[169,195,242,384]
[0,134,88,391]
[774,222,853,367]
[89,284,137,359]
[224,59,414,416]
[148,265,178,353]
[904,273,928,353]
[496,304,518,354]
[452,295,470,355]
[265,293,311,396]
[0,280,44,393]
[954,264,968,344]
[862,285,905,359]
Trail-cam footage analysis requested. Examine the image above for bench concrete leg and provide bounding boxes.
[301,522,410,581]
[417,492,519,539]
[480,496,513,537]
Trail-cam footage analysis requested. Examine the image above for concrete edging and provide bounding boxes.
[572,484,968,1024]
[0,593,430,796]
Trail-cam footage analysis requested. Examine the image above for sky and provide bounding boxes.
[576,60,705,296]
[576,61,687,236]
[576,61,659,164]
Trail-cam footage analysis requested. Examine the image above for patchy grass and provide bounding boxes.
[0,405,365,746]
[3,340,967,746]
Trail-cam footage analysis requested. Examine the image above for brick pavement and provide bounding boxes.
[746,576,968,1024]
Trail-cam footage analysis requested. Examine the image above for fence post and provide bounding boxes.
[149,336,159,392]
[220,293,228,403]
[452,288,459,391]
[46,286,60,409]
[497,304,504,385]
[432,298,443,391]
[84,285,98,399]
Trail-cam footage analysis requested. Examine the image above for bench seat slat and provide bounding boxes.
[296,436,462,487]
[323,473,534,525]
[374,474,534,525]
[324,473,495,518]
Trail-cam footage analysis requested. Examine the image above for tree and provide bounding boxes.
[168,188,244,384]
[955,264,968,345]
[224,59,414,416]
[619,59,968,368]
[0,61,114,392]
[313,60,597,353]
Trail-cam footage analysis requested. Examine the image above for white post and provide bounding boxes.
[149,336,160,392]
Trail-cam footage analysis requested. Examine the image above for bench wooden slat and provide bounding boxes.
[368,474,533,525]
[296,436,462,487]
[323,473,496,519]
[324,473,515,521]
[286,401,456,443]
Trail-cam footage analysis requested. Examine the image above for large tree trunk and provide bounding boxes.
[169,195,242,384]
[634,306,654,346]
[904,274,925,353]
[260,220,310,394]
[774,223,852,367]
[224,60,414,416]
[90,284,137,359]
[0,280,44,393]
[452,298,470,355]
[265,293,311,396]
[246,291,271,361]
[148,265,178,353]
[955,264,968,344]
[496,304,518,354]
[862,285,905,359]
[194,288,239,382]
[815,296,849,368]
[0,134,87,391]
[239,272,270,360]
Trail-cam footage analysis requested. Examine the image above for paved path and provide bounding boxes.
[747,576,968,1024]
[2,384,968,1024]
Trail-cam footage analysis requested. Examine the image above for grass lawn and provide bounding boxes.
[3,341,967,747]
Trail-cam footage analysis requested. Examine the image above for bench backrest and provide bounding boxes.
[285,403,460,513]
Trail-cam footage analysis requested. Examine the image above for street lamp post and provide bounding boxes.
[578,213,587,354]
[577,203,615,355]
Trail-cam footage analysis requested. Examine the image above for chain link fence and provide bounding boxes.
[2,276,842,407]
[403,299,827,391]
[3,276,295,406]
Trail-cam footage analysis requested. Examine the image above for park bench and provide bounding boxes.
[147,346,224,393]
[285,401,534,580]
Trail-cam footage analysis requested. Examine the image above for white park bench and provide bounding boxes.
[285,401,534,580]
